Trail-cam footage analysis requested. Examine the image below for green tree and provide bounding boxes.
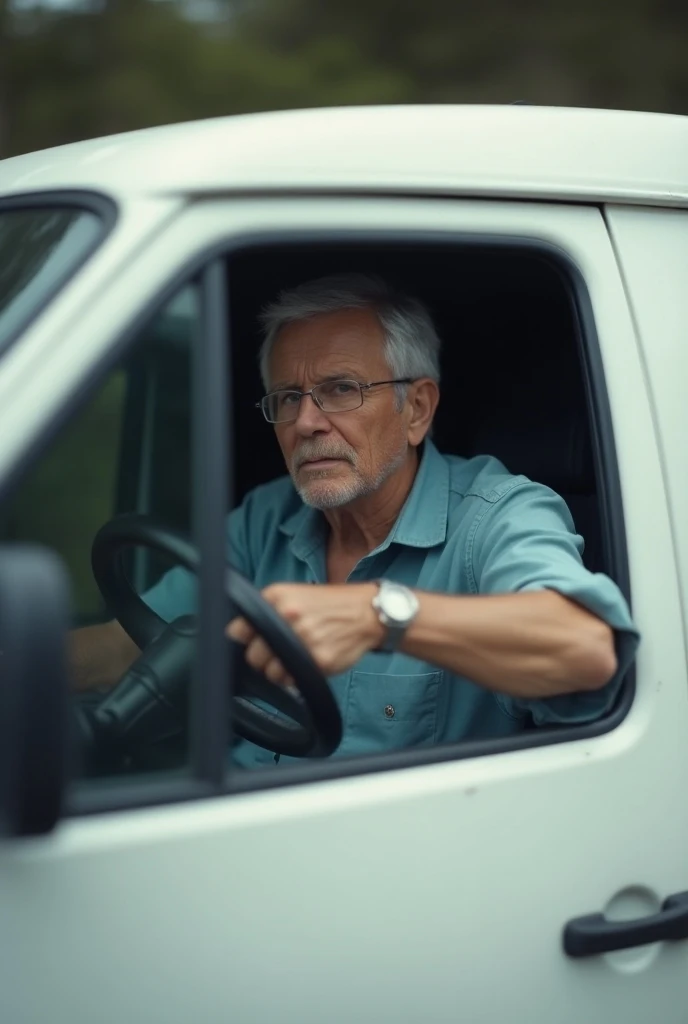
[1,0,686,159]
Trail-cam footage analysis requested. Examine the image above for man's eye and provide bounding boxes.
[279,392,301,406]
[330,382,356,395]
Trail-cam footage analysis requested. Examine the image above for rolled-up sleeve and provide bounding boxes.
[470,479,640,725]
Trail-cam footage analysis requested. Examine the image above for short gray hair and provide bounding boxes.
[258,274,442,403]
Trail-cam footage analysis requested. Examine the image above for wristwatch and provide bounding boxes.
[372,579,420,652]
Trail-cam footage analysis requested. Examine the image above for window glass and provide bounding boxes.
[0,284,197,781]
[0,207,103,347]
[1,371,126,621]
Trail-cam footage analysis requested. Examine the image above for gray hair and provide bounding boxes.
[258,273,441,408]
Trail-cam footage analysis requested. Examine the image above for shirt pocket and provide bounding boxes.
[341,670,443,755]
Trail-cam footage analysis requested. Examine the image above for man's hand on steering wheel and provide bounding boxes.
[227,582,386,685]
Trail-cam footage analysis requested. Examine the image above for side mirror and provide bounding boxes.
[0,546,70,838]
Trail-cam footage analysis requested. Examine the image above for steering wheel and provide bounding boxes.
[78,514,342,767]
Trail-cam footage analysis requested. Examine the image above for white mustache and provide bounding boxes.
[293,444,356,471]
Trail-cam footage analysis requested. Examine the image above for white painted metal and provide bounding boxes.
[0,197,687,1023]
[604,208,688,645]
[0,106,686,207]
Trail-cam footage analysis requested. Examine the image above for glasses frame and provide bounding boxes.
[256,377,414,424]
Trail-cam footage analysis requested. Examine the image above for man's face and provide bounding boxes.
[268,308,411,509]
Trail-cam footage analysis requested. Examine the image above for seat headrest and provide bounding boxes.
[466,411,595,495]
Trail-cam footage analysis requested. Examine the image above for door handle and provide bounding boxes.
[564,891,688,958]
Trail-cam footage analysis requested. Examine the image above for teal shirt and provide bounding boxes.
[143,441,639,768]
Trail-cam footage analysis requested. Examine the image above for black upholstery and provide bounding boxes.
[433,296,602,572]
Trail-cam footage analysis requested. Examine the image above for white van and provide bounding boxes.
[0,105,687,1024]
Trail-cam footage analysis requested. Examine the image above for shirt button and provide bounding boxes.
[384,704,395,719]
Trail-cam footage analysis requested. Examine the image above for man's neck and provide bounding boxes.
[323,448,421,556]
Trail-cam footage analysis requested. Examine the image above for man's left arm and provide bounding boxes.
[391,587,619,698]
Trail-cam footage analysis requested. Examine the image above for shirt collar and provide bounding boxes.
[383,439,449,550]
[279,439,450,562]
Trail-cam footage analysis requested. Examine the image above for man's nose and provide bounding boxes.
[292,392,331,435]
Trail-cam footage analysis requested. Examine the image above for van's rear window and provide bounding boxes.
[0,207,102,348]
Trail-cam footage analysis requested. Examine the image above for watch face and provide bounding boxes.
[381,584,417,623]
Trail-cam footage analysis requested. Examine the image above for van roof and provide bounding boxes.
[1,104,686,208]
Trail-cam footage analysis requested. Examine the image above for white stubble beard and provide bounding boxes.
[292,436,408,510]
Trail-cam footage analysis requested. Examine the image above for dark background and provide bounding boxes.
[0,0,686,159]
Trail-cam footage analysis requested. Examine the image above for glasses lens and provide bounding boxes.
[314,380,362,412]
[261,381,363,422]
[263,390,302,422]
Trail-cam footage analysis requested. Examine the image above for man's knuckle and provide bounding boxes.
[246,643,266,669]
[265,658,284,683]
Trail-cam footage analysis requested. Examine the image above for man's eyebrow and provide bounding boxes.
[268,372,364,392]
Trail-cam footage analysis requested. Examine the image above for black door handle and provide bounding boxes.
[564,891,688,958]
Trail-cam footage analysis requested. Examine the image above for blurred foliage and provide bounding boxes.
[0,283,195,619]
[0,0,686,158]
[1,371,126,614]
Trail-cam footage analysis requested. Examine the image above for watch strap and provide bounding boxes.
[372,579,418,653]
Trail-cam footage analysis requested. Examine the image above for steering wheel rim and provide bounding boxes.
[91,514,343,758]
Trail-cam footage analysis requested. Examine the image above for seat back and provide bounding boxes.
[432,295,602,572]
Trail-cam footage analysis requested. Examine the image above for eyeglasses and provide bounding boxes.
[257,378,413,424]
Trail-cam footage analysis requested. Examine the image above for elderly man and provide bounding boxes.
[72,273,638,767]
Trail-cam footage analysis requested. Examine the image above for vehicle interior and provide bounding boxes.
[0,238,622,776]
[229,242,605,578]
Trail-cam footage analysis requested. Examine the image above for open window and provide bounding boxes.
[217,235,632,785]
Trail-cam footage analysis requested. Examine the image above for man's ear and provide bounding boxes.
[406,378,440,447]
